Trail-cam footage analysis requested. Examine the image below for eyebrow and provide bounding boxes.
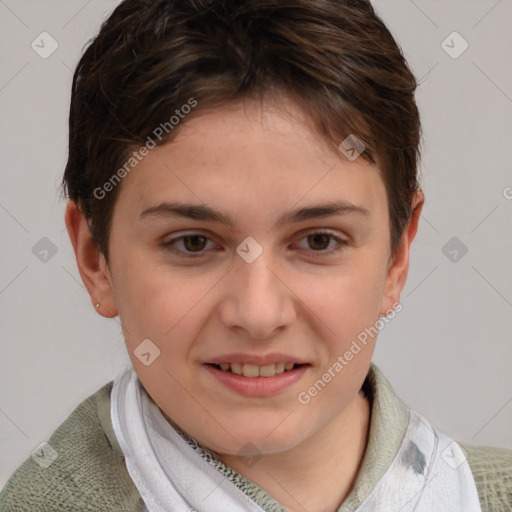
[139,200,370,228]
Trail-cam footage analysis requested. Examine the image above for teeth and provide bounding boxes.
[275,363,285,374]
[242,364,259,377]
[230,363,243,375]
[216,362,299,377]
[259,364,276,377]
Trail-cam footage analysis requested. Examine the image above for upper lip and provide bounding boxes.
[205,352,310,366]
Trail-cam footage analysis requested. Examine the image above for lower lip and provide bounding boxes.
[203,364,309,397]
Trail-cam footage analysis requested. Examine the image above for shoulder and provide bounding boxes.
[0,381,145,511]
[459,441,512,512]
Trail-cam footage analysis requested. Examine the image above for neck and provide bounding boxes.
[218,390,371,512]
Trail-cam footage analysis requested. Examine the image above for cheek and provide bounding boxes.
[294,264,383,410]
[111,253,219,350]
[299,259,385,338]
[109,254,170,344]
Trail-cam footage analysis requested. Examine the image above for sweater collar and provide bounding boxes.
[338,363,409,511]
[104,362,409,511]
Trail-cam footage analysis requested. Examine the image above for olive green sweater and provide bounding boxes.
[1,365,511,511]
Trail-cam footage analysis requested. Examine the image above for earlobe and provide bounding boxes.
[64,200,118,318]
[380,190,424,315]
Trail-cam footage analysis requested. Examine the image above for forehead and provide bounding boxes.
[114,97,386,220]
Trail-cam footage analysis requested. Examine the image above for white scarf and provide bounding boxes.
[110,367,482,512]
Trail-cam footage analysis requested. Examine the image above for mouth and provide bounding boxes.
[206,362,307,378]
[203,359,310,397]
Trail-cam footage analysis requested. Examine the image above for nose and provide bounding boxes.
[218,250,297,340]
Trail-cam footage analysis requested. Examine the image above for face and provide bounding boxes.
[98,97,405,457]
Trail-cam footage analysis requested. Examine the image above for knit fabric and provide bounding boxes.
[1,364,511,511]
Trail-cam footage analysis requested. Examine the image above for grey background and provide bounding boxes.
[1,0,511,490]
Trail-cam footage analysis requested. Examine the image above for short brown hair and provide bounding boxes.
[61,0,422,264]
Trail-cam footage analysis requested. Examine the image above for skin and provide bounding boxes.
[66,96,423,512]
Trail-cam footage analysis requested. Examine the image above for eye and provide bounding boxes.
[163,232,217,257]
[295,230,347,255]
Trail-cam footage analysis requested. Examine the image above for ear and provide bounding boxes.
[64,200,118,318]
[380,189,424,316]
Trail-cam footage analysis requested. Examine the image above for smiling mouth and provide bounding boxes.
[206,362,307,378]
